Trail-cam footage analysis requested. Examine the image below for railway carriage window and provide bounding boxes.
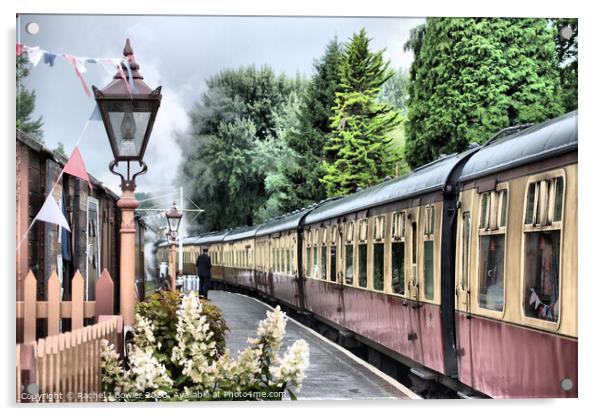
[499,190,508,227]
[321,243,327,280]
[391,242,405,294]
[272,248,276,271]
[373,242,384,291]
[358,244,368,288]
[359,219,368,242]
[306,245,311,277]
[522,175,564,323]
[480,193,489,229]
[554,177,564,222]
[344,221,354,285]
[424,205,435,235]
[462,213,471,290]
[392,212,405,239]
[478,235,505,311]
[345,244,353,285]
[313,241,318,278]
[411,222,417,265]
[477,187,508,311]
[424,240,434,300]
[523,231,561,322]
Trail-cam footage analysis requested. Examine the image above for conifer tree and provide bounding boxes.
[321,29,402,197]
[279,38,343,211]
[16,54,44,140]
[404,18,564,168]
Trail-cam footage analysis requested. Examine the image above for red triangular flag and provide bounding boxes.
[63,146,92,190]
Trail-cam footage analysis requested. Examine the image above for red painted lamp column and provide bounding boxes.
[165,202,183,292]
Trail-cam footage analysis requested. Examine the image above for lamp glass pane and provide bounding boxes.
[168,217,180,232]
[105,101,153,158]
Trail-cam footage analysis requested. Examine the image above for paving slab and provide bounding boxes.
[209,290,419,400]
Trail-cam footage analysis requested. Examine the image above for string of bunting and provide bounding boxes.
[16,110,100,251]
[16,43,137,97]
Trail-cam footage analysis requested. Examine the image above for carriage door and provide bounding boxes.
[408,210,419,301]
[454,207,473,386]
[405,207,424,362]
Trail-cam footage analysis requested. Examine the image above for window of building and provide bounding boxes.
[391,242,405,294]
[373,242,384,291]
[477,187,508,311]
[523,174,564,323]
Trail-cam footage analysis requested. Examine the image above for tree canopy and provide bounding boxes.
[17,54,44,140]
[278,38,344,212]
[321,29,402,197]
[176,66,306,232]
[403,18,565,168]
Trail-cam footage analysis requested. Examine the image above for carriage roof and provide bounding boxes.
[303,153,464,225]
[459,111,578,182]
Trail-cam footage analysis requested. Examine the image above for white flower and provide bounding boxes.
[269,339,310,390]
[125,343,173,395]
[171,293,219,386]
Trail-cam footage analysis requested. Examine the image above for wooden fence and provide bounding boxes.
[17,316,122,403]
[16,269,115,343]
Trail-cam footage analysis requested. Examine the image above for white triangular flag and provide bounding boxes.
[35,194,70,232]
[24,46,44,67]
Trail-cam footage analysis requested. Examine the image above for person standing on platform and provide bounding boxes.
[196,247,212,299]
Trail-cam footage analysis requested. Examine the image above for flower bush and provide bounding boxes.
[101,292,309,401]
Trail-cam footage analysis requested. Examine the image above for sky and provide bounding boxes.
[17,14,424,197]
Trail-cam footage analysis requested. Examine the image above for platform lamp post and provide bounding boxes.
[92,39,162,326]
[165,202,183,292]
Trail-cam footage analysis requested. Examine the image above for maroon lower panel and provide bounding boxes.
[303,278,344,325]
[223,267,255,289]
[303,279,446,373]
[455,312,578,398]
[255,271,272,296]
[271,273,299,308]
[211,265,224,281]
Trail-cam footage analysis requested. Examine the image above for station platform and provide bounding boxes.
[210,290,420,400]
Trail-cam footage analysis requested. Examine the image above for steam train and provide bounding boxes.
[157,111,577,398]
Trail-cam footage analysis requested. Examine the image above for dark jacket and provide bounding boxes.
[196,253,212,279]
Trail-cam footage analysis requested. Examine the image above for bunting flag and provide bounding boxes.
[18,43,135,98]
[63,146,92,190]
[35,194,70,232]
[64,54,91,97]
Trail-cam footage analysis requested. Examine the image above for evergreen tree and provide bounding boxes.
[16,54,43,140]
[377,67,410,114]
[404,18,564,168]
[552,18,578,112]
[321,29,402,197]
[176,66,305,231]
[279,38,343,211]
